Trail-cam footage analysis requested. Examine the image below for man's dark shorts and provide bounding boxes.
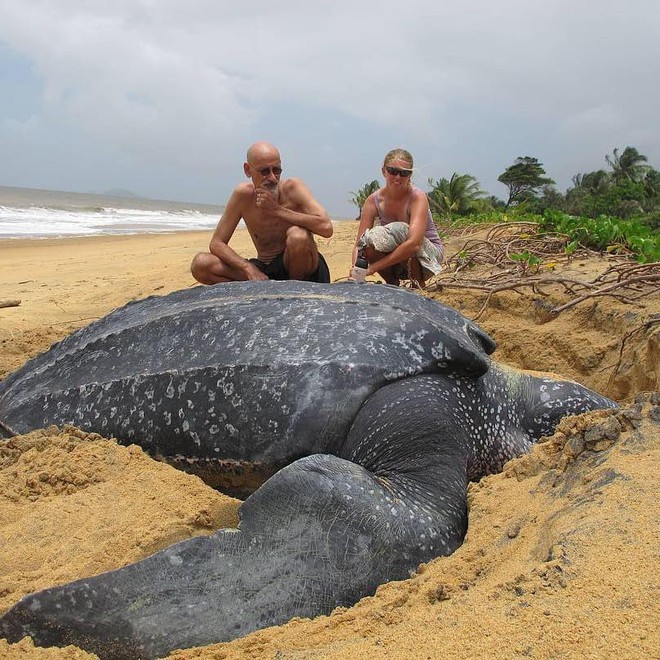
[248,253,330,283]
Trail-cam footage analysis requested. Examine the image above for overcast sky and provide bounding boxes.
[1,0,658,217]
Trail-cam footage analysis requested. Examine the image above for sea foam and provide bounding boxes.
[0,205,223,239]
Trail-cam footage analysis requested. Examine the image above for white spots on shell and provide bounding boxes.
[390,330,429,363]
[538,383,552,403]
[430,342,451,367]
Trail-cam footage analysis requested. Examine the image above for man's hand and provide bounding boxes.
[243,261,269,281]
[255,186,279,210]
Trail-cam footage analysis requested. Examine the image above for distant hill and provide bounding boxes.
[0,185,224,214]
[101,189,143,199]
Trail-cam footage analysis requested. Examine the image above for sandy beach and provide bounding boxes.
[0,223,658,659]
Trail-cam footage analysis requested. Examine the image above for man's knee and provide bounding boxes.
[283,228,318,277]
[286,225,315,247]
[190,252,206,276]
[190,252,218,284]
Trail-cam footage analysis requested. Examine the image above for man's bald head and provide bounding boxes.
[246,142,280,165]
[244,142,283,189]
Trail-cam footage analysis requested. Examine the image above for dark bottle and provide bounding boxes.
[351,255,368,283]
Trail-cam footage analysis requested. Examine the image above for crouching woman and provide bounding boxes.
[352,148,444,287]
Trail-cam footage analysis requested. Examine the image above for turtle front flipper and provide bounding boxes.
[0,385,473,659]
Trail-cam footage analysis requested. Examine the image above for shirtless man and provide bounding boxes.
[191,142,333,284]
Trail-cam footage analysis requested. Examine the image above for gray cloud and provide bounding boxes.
[1,0,658,214]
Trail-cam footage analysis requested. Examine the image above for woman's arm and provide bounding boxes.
[351,194,379,270]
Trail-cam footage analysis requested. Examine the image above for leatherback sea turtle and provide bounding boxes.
[0,281,616,659]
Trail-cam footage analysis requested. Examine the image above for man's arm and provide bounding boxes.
[209,185,267,280]
[257,178,333,238]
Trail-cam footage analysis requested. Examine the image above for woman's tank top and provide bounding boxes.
[373,187,443,248]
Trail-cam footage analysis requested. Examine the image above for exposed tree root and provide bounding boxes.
[426,223,659,320]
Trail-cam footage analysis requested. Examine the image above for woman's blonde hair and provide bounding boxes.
[383,148,413,168]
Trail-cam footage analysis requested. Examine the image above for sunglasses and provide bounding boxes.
[255,166,283,177]
[385,166,413,178]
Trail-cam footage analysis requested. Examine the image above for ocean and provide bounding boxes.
[0,186,225,239]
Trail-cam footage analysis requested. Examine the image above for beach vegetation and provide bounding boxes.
[539,210,659,263]
[421,146,659,264]
[605,146,649,184]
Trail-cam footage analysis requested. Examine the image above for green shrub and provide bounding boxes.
[436,209,659,263]
[540,210,659,263]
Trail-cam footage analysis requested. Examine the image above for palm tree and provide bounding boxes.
[605,147,649,183]
[349,180,380,219]
[565,170,611,216]
[427,173,485,216]
[643,168,660,198]
[571,170,611,194]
